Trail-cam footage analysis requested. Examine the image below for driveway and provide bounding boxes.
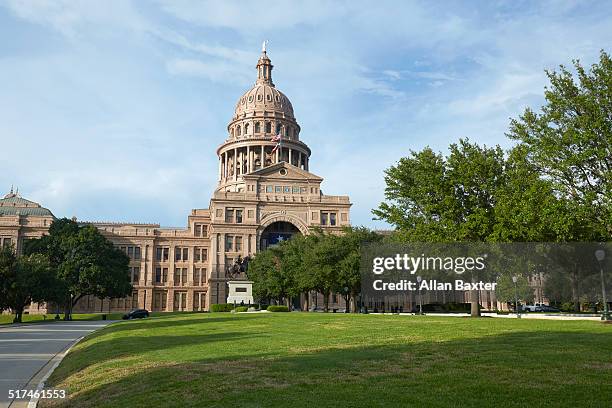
[0,320,114,408]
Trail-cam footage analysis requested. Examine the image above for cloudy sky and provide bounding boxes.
[0,1,610,228]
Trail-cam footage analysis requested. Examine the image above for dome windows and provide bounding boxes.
[257,94,262,102]
[265,121,271,133]
[236,125,242,136]
[248,96,254,102]
[275,95,280,102]
[255,122,261,133]
[244,123,250,135]
[266,94,272,102]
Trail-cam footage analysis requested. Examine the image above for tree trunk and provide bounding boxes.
[470,289,480,317]
[323,291,329,312]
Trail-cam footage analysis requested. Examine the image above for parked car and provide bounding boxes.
[538,305,560,313]
[122,309,150,320]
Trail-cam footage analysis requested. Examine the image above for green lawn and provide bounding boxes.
[41,313,611,408]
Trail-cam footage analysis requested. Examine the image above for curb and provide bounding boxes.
[23,336,84,408]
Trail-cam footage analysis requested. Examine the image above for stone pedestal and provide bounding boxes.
[227,280,254,305]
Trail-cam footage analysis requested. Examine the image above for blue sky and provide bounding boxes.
[0,1,610,229]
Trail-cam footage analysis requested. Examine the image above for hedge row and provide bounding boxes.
[211,303,260,312]
[267,305,289,312]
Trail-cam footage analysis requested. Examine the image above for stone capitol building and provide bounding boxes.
[0,48,352,314]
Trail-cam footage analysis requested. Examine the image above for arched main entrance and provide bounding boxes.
[260,221,301,250]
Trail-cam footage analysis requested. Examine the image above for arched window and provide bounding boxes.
[244,123,250,135]
[237,125,241,136]
[230,128,234,137]
[255,122,261,133]
[265,121,271,133]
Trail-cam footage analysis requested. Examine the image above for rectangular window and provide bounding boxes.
[235,209,243,223]
[174,268,181,284]
[330,213,337,226]
[235,236,242,252]
[174,247,189,262]
[284,186,291,193]
[182,268,188,286]
[193,268,201,286]
[194,224,202,237]
[275,186,282,193]
[225,209,234,223]
[132,267,140,283]
[292,186,300,193]
[321,212,328,225]
[134,246,141,260]
[162,268,168,283]
[248,209,254,218]
[156,247,169,261]
[301,187,307,193]
[155,267,162,283]
[225,235,233,252]
[266,186,273,193]
[127,246,134,258]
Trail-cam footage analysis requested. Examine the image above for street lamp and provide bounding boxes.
[512,275,521,319]
[343,286,349,313]
[416,276,423,315]
[594,249,610,321]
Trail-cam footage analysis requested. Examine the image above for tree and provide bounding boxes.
[26,218,132,320]
[507,50,612,236]
[336,227,383,312]
[0,246,62,322]
[374,139,506,316]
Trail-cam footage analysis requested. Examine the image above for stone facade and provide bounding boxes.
[1,49,352,313]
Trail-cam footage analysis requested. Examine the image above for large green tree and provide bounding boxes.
[0,246,62,322]
[507,50,612,236]
[374,139,505,316]
[26,218,132,320]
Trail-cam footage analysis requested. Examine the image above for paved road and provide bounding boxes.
[0,321,114,408]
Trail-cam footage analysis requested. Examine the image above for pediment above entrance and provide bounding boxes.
[244,162,323,182]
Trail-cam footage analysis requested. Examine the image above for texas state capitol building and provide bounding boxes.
[0,49,352,314]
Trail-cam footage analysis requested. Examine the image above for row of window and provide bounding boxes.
[0,237,12,248]
[119,245,142,260]
[262,185,317,194]
[152,290,206,311]
[154,247,208,262]
[231,121,298,139]
[154,267,208,286]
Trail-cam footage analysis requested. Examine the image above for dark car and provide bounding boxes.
[122,309,150,320]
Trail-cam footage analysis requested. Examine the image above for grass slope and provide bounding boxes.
[41,313,611,407]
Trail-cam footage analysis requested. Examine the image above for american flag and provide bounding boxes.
[271,132,282,153]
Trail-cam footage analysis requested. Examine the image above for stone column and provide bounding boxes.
[299,151,303,169]
[261,145,265,168]
[246,145,251,174]
[233,148,238,181]
[224,151,228,179]
[289,148,292,166]
[218,155,222,181]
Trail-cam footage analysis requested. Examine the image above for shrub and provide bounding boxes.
[267,305,289,312]
[234,306,249,312]
[211,303,235,312]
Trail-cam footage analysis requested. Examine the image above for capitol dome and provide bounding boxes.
[217,46,311,193]
[234,83,294,119]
